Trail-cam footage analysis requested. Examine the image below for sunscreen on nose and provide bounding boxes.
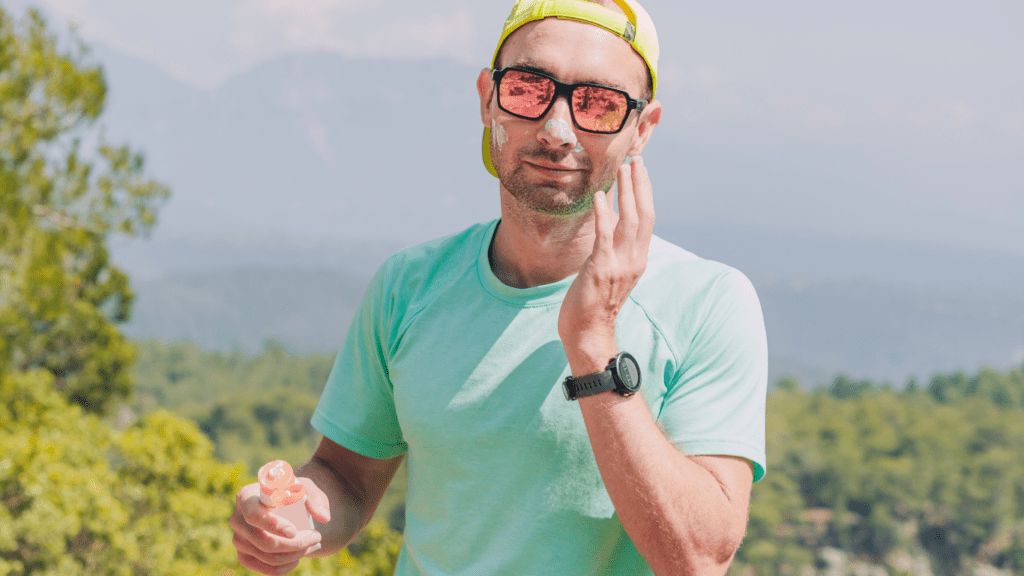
[544,119,577,147]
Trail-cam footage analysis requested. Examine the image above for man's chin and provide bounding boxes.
[513,187,594,216]
[530,202,593,217]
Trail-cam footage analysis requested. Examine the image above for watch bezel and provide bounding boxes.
[612,352,642,395]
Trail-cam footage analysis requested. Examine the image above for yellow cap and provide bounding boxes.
[483,0,660,177]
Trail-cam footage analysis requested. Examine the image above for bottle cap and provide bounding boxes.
[258,460,306,507]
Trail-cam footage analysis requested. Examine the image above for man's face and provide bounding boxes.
[479,17,656,216]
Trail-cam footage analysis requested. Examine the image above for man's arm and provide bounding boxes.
[229,437,405,575]
[558,156,755,575]
[299,438,405,556]
[577,392,752,575]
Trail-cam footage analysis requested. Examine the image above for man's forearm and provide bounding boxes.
[295,456,374,557]
[576,390,751,576]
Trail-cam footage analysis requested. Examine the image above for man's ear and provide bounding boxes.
[627,100,662,157]
[477,68,494,127]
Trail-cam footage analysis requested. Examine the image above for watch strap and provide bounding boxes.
[563,366,616,400]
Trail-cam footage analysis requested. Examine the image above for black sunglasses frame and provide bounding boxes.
[492,67,648,135]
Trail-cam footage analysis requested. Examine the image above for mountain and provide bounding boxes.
[91,46,1024,259]
[123,268,370,354]
[96,47,498,245]
[121,264,1024,388]
[91,45,1021,284]
[755,277,1024,386]
[88,46,1022,388]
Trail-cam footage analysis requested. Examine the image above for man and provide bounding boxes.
[230,1,767,574]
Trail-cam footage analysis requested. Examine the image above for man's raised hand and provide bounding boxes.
[558,156,655,371]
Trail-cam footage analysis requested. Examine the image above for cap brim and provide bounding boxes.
[482,126,499,178]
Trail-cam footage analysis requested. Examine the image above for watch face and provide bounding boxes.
[562,379,573,401]
[615,353,641,392]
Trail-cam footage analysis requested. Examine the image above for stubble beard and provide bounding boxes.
[495,142,616,216]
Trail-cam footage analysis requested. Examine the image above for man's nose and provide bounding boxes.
[536,96,579,149]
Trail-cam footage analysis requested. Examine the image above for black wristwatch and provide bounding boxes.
[562,352,642,401]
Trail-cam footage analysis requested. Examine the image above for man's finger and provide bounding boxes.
[237,549,301,576]
[616,162,639,237]
[232,510,293,555]
[237,550,281,576]
[239,492,298,538]
[234,531,320,568]
[631,156,655,242]
[592,190,615,255]
[298,477,331,523]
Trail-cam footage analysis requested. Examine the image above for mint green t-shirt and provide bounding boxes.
[312,220,767,575]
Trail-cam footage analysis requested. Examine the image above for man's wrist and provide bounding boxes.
[562,335,618,377]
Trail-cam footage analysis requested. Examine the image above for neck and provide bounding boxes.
[489,186,596,288]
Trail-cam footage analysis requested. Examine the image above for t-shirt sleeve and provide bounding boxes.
[311,264,408,459]
[656,268,768,482]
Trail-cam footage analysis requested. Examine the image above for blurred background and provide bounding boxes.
[1,1,1022,575]
[4,0,1022,385]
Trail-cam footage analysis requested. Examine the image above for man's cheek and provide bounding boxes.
[591,158,620,194]
[491,119,509,152]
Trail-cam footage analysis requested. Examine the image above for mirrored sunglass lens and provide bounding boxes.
[572,86,629,132]
[499,70,555,118]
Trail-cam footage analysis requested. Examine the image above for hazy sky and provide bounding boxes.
[9,0,1020,165]
[4,0,1023,254]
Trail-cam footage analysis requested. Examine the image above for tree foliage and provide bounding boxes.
[133,337,1024,576]
[130,338,1024,575]
[733,365,1024,576]
[0,369,246,575]
[129,340,409,531]
[1,8,403,574]
[127,340,330,473]
[925,366,1024,409]
[0,6,168,414]
[129,339,334,416]
[2,369,403,576]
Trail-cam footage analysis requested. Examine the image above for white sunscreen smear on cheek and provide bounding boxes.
[491,119,509,151]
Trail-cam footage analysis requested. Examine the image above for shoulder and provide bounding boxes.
[363,221,494,322]
[376,221,492,291]
[633,235,761,315]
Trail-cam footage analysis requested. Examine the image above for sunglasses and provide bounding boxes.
[492,67,647,135]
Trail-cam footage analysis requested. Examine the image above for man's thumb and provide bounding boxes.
[299,477,331,523]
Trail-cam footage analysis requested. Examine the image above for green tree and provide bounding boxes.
[129,339,336,417]
[827,373,873,399]
[1,8,405,574]
[0,368,248,575]
[734,371,1024,576]
[0,6,168,414]
[196,388,322,474]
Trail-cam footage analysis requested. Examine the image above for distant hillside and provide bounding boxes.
[123,268,370,353]
[92,46,1024,259]
[755,278,1024,385]
[94,44,1024,387]
[122,267,1024,387]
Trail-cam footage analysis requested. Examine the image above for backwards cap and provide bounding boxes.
[483,0,660,177]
